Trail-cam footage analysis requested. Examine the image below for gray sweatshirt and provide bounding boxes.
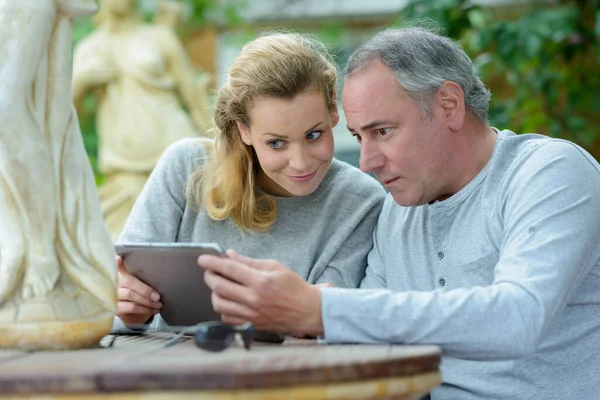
[321,129,600,399]
[115,138,385,331]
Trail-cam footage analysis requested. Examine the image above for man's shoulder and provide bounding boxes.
[498,131,600,177]
[493,131,600,204]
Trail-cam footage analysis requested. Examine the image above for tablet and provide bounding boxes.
[115,242,225,326]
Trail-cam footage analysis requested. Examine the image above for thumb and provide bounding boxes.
[226,249,276,271]
[116,255,129,275]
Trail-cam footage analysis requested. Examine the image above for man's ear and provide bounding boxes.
[236,121,252,146]
[436,81,465,131]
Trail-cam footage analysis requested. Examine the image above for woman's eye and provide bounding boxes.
[306,131,322,141]
[267,140,284,149]
[376,128,390,136]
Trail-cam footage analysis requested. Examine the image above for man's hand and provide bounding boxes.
[116,256,162,326]
[199,250,324,337]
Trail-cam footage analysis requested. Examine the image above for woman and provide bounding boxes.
[114,32,386,329]
[72,0,212,240]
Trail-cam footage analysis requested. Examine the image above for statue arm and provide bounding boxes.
[71,39,117,113]
[162,29,213,134]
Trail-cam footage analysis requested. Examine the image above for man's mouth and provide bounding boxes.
[381,177,399,185]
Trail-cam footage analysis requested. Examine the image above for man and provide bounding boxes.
[200,28,600,399]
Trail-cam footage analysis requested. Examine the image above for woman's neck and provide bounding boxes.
[257,170,294,198]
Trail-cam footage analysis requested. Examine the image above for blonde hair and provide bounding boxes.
[187,32,337,232]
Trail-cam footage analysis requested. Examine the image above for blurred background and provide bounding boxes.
[74,0,600,183]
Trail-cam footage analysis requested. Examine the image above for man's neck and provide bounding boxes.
[438,119,497,202]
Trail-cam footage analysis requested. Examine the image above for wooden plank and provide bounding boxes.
[101,338,440,392]
[0,334,170,395]
[0,333,441,396]
[0,373,442,400]
[0,350,28,364]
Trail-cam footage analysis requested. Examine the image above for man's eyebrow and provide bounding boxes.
[262,122,324,138]
[347,120,394,132]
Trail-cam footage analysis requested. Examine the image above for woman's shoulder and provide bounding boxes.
[326,159,386,200]
[160,137,214,173]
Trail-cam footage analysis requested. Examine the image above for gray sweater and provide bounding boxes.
[115,138,385,330]
[321,129,600,399]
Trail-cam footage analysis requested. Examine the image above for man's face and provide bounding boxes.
[237,88,337,197]
[342,61,454,206]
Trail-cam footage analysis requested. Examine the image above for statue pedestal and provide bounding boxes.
[0,276,113,351]
[0,1,116,350]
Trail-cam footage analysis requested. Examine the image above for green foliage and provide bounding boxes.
[398,0,600,155]
[188,0,246,26]
[72,17,103,183]
[73,1,245,183]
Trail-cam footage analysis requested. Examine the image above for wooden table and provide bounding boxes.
[0,333,441,399]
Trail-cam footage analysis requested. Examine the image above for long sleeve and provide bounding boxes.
[112,139,206,334]
[321,141,600,360]
[314,188,385,288]
[118,138,205,243]
[358,218,388,289]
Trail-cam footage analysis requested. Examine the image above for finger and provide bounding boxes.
[118,273,161,302]
[118,287,162,309]
[225,250,275,272]
[221,314,251,326]
[117,301,155,317]
[211,291,257,322]
[204,270,258,306]
[116,256,128,275]
[199,254,262,286]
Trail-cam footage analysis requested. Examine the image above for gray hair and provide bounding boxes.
[345,27,491,122]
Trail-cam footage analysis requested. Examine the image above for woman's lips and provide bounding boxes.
[287,170,317,182]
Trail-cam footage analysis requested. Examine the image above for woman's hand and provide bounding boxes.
[116,255,162,326]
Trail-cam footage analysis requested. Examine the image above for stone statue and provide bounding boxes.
[155,0,186,30]
[0,0,117,350]
[72,0,213,241]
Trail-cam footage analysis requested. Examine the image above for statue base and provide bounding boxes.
[0,276,114,351]
[0,314,113,351]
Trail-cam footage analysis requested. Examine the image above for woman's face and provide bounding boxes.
[102,0,136,16]
[237,88,338,197]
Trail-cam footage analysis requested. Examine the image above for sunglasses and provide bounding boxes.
[126,321,254,352]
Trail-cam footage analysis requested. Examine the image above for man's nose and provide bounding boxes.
[359,141,384,173]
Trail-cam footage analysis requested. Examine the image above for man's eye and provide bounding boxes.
[352,133,362,143]
[267,140,284,149]
[376,128,390,136]
[306,131,322,141]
